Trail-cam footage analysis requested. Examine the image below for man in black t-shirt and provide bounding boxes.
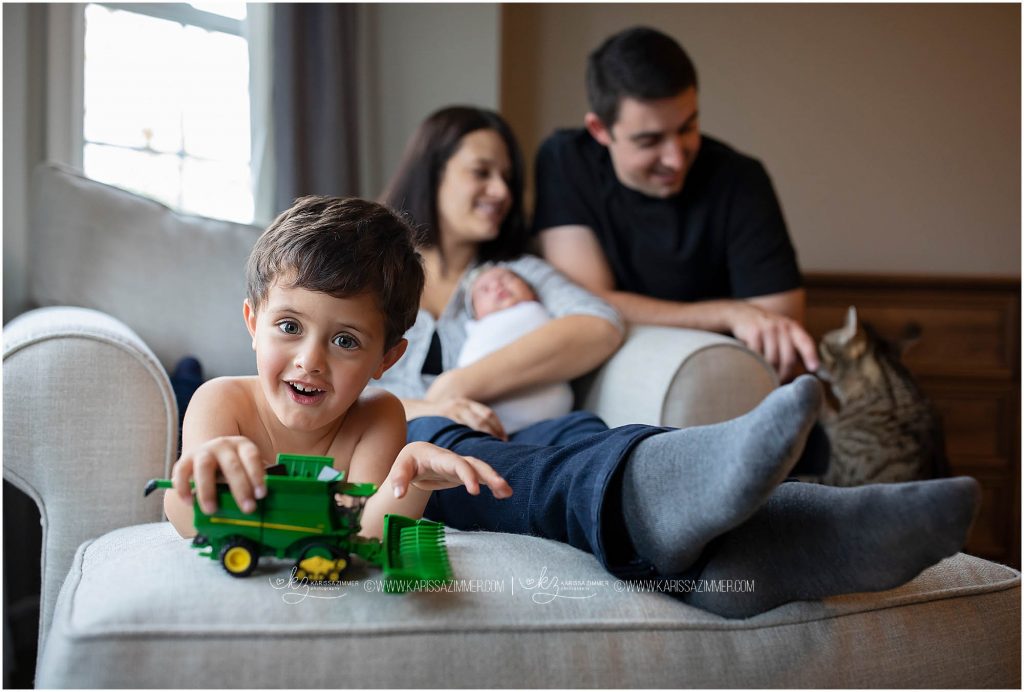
[535,26,818,381]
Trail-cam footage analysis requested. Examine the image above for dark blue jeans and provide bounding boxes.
[408,411,667,579]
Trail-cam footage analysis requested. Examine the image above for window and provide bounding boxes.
[82,3,254,224]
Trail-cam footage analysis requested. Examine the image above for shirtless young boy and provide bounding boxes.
[164,196,511,539]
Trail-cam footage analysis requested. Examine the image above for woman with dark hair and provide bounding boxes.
[375,105,979,619]
[382,107,529,268]
[379,105,623,437]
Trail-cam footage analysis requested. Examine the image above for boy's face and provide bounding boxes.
[471,267,536,318]
[244,275,407,433]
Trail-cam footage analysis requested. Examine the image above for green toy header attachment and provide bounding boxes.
[144,453,454,591]
[381,514,454,593]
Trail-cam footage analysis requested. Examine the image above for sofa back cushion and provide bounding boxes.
[30,163,262,377]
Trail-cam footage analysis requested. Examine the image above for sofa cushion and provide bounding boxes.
[30,163,262,378]
[38,522,1020,688]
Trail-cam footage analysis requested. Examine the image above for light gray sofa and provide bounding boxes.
[4,163,1019,688]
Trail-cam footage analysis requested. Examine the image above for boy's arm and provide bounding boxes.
[345,391,428,538]
[349,390,512,538]
[164,378,267,537]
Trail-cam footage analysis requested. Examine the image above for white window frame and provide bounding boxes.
[50,2,269,221]
[100,3,245,37]
[46,4,86,168]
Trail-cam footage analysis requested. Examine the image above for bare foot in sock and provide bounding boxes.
[683,476,981,618]
[621,374,824,575]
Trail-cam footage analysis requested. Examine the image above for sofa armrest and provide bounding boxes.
[577,325,779,428]
[3,307,175,648]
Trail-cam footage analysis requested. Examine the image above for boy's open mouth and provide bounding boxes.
[286,381,327,404]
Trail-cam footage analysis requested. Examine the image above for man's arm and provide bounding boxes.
[539,225,818,380]
[350,391,511,538]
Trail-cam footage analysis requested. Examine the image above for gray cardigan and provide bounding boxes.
[376,254,624,400]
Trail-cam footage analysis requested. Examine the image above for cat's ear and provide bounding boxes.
[838,306,859,343]
[839,306,868,358]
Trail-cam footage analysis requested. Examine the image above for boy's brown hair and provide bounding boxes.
[246,196,424,349]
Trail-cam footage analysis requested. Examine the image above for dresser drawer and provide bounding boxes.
[806,294,1017,379]
[922,382,1016,461]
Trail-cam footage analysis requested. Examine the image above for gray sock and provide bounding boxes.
[621,374,824,575]
[684,476,980,618]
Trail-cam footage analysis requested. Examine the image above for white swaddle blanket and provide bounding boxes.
[457,301,574,434]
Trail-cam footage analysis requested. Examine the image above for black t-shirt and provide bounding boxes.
[533,128,802,301]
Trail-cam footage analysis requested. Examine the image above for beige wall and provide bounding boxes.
[362,3,500,197]
[501,4,1020,277]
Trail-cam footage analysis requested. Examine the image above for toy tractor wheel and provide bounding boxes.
[327,554,349,582]
[294,544,347,582]
[220,537,259,578]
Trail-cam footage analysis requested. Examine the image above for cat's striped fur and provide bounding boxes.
[816,306,948,486]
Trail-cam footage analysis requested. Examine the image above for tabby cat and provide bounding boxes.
[815,306,948,486]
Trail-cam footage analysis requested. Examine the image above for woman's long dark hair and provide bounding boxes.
[380,106,528,263]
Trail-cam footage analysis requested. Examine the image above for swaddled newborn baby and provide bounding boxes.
[458,265,574,433]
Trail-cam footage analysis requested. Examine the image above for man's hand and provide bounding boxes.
[388,442,513,499]
[171,435,270,515]
[726,302,819,382]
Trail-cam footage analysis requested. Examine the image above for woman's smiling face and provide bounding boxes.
[436,128,513,247]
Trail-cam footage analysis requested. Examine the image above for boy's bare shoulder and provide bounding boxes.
[347,386,405,423]
[189,376,260,412]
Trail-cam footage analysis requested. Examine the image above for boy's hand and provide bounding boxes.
[172,436,269,515]
[389,442,513,500]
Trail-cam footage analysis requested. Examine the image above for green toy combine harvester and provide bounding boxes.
[145,454,453,592]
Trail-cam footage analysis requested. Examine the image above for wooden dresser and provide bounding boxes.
[804,273,1020,568]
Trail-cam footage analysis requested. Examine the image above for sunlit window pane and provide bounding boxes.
[84,4,184,153]
[84,143,183,210]
[82,3,254,224]
[181,26,250,163]
[182,158,254,224]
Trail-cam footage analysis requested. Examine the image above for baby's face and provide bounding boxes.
[471,267,536,318]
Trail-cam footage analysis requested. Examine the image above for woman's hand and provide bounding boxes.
[401,397,508,439]
[388,442,513,499]
[435,397,508,440]
[423,369,508,439]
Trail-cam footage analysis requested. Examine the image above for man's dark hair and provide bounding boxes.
[586,26,698,127]
[380,105,528,265]
[246,196,424,350]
